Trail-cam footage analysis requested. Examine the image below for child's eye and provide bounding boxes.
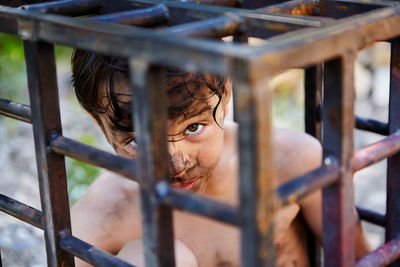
[124,138,137,148]
[185,123,203,135]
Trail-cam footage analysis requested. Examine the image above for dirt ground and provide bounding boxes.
[0,44,391,266]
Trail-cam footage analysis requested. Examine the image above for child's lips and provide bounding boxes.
[171,179,199,191]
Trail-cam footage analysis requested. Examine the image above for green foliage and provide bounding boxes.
[0,33,27,102]
[67,134,100,205]
[0,34,97,205]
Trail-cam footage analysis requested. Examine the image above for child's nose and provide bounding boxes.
[168,142,190,175]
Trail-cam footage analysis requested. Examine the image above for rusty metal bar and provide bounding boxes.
[58,231,134,267]
[353,132,400,172]
[386,36,400,267]
[355,116,389,136]
[184,0,240,7]
[356,206,385,227]
[24,40,74,267]
[321,54,355,266]
[233,69,277,266]
[0,98,31,123]
[166,14,243,38]
[277,158,340,206]
[0,193,43,229]
[0,3,395,77]
[129,61,175,267]
[20,0,103,16]
[50,134,137,181]
[305,64,323,141]
[260,0,385,18]
[355,237,400,267]
[90,4,169,26]
[156,181,239,225]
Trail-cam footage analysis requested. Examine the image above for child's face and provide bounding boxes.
[96,74,231,193]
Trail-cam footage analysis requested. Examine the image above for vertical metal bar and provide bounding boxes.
[129,60,175,267]
[386,37,400,267]
[304,64,323,267]
[305,64,323,141]
[322,54,356,267]
[233,68,277,266]
[23,40,74,267]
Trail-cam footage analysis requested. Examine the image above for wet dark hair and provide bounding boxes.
[71,49,227,134]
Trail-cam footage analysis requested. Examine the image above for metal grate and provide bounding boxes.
[0,0,400,266]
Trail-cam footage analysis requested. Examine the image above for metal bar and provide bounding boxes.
[90,4,169,26]
[355,115,389,136]
[24,40,74,267]
[50,134,137,182]
[356,206,385,227]
[233,67,277,266]
[321,54,355,266]
[305,64,323,141]
[59,231,135,267]
[165,1,327,27]
[250,6,400,78]
[352,132,400,172]
[20,0,103,16]
[129,61,175,267]
[165,14,243,38]
[0,98,31,123]
[386,36,400,267]
[155,181,239,225]
[277,158,340,206]
[355,237,400,267]
[0,4,397,76]
[304,63,323,267]
[0,193,43,229]
[184,0,240,7]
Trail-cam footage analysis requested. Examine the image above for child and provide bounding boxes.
[70,49,372,267]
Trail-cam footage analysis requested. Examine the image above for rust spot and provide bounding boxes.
[264,24,291,32]
[290,4,315,16]
[335,5,349,11]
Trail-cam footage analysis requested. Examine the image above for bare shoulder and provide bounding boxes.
[272,128,322,184]
[71,171,142,253]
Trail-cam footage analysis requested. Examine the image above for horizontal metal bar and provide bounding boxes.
[49,134,137,181]
[355,237,400,267]
[164,1,326,27]
[183,0,240,7]
[165,14,244,38]
[355,115,388,136]
[156,181,239,226]
[356,206,385,227]
[276,157,340,205]
[20,0,103,16]
[90,4,169,26]
[353,131,400,172]
[0,98,31,123]
[0,193,43,229]
[59,231,134,267]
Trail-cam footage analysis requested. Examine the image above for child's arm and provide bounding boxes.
[299,191,374,259]
[273,128,373,259]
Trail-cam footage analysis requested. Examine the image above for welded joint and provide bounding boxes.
[46,129,62,154]
[154,180,170,204]
[323,155,339,168]
[18,18,39,41]
[59,228,71,239]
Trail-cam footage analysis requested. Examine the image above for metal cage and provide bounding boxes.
[0,0,400,266]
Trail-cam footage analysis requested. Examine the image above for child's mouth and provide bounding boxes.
[171,179,199,191]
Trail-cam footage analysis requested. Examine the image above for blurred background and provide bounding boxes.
[0,32,390,266]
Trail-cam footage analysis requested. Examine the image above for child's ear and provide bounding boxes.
[223,78,232,117]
